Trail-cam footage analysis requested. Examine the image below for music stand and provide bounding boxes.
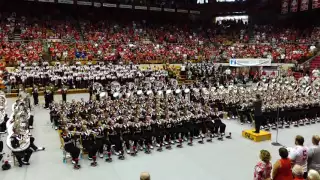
[271,105,282,146]
[271,66,282,146]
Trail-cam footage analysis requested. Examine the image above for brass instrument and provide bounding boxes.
[0,91,7,124]
[7,98,31,152]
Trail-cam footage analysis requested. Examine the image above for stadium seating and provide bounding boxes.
[0,13,319,64]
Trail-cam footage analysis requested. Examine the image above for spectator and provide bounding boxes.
[289,135,309,178]
[272,147,293,180]
[308,169,320,180]
[140,172,150,180]
[308,135,320,172]
[293,165,305,180]
[254,150,272,180]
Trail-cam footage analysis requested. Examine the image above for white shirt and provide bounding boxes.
[312,69,319,77]
[225,68,231,75]
[181,65,186,71]
[289,145,308,172]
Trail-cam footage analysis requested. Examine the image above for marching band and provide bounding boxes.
[53,78,231,169]
[6,62,166,90]
[51,68,320,169]
[2,61,320,170]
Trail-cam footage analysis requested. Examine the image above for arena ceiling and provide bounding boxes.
[6,0,281,16]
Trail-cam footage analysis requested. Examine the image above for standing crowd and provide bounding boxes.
[254,135,320,180]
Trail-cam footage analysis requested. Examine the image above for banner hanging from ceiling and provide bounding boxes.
[229,59,272,67]
[290,0,298,12]
[300,0,309,11]
[313,0,320,9]
[281,0,289,14]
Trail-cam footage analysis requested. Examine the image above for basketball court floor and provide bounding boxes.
[0,93,319,180]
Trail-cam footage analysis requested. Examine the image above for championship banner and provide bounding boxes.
[177,9,189,13]
[94,2,101,7]
[177,9,188,13]
[38,0,54,2]
[229,59,272,67]
[281,0,289,14]
[190,10,200,14]
[150,7,162,11]
[58,0,73,4]
[102,3,116,7]
[312,0,320,8]
[77,1,92,6]
[300,0,309,11]
[135,6,147,10]
[164,8,175,12]
[290,0,298,12]
[119,4,132,9]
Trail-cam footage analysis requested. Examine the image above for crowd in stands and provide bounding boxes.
[0,12,319,64]
[254,135,320,180]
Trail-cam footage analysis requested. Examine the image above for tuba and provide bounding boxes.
[6,105,31,152]
[312,78,320,91]
[0,91,7,124]
[93,82,106,99]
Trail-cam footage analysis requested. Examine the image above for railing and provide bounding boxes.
[300,50,320,69]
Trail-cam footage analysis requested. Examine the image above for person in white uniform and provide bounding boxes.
[289,135,309,179]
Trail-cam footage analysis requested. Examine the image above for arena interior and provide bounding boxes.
[0,0,320,180]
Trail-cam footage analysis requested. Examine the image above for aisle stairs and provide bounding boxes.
[13,33,21,41]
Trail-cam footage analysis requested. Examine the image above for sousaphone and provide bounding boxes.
[0,91,7,124]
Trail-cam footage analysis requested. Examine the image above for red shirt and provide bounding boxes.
[294,177,304,180]
[274,158,293,180]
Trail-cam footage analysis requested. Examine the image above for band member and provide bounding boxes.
[0,139,3,161]
[88,84,93,101]
[0,114,8,133]
[61,85,68,102]
[29,137,45,152]
[94,128,105,158]
[32,85,39,106]
[253,94,263,134]
[49,84,55,104]
[28,112,34,129]
[81,131,98,161]
[44,90,50,109]
[10,128,33,167]
[107,121,122,155]
[49,105,59,130]
[142,116,154,149]
[61,129,81,169]
[213,114,226,136]
[122,121,132,154]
